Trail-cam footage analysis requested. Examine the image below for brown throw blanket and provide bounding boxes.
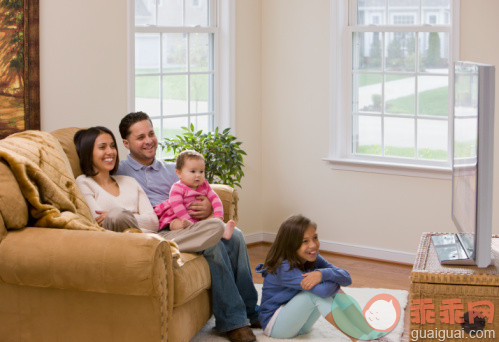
[0,130,103,231]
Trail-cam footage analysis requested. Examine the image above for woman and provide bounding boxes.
[74,126,159,233]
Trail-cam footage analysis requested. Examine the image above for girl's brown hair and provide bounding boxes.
[263,214,317,274]
[175,150,204,170]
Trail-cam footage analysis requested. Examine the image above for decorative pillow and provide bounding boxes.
[0,161,29,230]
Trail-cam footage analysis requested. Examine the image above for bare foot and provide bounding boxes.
[170,219,192,230]
[223,220,236,240]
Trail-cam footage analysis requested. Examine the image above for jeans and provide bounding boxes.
[202,228,259,332]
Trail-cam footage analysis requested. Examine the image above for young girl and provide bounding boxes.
[154,150,235,240]
[256,215,358,340]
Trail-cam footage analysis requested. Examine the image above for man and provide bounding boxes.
[117,112,259,342]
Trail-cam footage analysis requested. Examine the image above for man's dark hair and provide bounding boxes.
[74,126,120,177]
[119,111,152,139]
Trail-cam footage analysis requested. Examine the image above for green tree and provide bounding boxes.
[426,32,442,68]
[368,33,381,68]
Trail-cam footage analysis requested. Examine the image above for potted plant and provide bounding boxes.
[159,124,246,188]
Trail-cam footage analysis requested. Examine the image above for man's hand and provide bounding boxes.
[188,195,213,219]
[300,271,322,290]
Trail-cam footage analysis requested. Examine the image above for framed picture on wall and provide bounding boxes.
[0,0,40,139]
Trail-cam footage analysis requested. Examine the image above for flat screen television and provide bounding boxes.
[432,61,495,268]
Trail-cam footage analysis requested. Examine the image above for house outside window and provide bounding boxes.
[130,0,234,157]
[328,0,458,178]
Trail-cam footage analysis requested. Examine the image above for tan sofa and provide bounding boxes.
[0,127,239,342]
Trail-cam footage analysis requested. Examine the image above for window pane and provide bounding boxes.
[388,0,419,25]
[353,73,382,113]
[191,114,213,132]
[353,115,382,156]
[163,34,187,73]
[422,0,450,25]
[162,116,189,140]
[357,0,386,25]
[418,76,448,116]
[136,34,160,74]
[384,117,415,157]
[190,33,213,72]
[186,0,210,27]
[163,75,188,115]
[135,0,156,26]
[385,32,416,72]
[158,0,183,26]
[190,74,212,113]
[417,119,448,160]
[135,76,161,116]
[385,75,415,115]
[419,32,449,74]
[353,32,382,71]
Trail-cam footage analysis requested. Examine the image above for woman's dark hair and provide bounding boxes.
[74,126,119,177]
[263,214,317,274]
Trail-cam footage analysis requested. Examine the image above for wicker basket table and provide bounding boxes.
[410,233,499,341]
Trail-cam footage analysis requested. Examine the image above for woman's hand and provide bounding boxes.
[95,210,108,226]
[188,196,213,219]
[301,271,322,290]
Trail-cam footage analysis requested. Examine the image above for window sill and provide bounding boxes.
[323,157,451,179]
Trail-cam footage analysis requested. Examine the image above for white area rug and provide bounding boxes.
[192,284,408,342]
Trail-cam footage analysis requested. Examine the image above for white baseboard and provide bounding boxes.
[244,232,415,265]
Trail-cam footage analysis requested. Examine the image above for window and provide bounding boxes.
[130,0,234,152]
[328,0,458,177]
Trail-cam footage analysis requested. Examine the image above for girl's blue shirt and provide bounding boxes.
[255,254,352,330]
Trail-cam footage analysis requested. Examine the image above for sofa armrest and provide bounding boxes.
[0,228,173,300]
[211,184,239,223]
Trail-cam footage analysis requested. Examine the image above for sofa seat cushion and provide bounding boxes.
[173,252,211,307]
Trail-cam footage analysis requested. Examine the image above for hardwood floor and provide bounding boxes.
[247,242,413,341]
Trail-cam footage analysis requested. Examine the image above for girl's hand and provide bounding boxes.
[301,271,322,290]
[95,210,108,226]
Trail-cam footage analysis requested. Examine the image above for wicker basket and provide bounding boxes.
[410,233,499,342]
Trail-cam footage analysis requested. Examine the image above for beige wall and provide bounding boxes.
[39,0,499,256]
[40,0,128,142]
[235,1,264,234]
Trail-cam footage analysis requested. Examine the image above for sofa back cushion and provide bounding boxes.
[0,161,29,231]
[51,127,83,178]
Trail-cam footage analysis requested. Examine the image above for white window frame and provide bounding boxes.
[127,0,235,138]
[326,0,460,179]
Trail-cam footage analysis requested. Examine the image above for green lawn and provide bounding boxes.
[135,68,210,101]
[357,145,447,160]
[385,86,448,116]
[357,74,409,87]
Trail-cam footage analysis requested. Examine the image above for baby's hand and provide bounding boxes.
[300,271,322,290]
